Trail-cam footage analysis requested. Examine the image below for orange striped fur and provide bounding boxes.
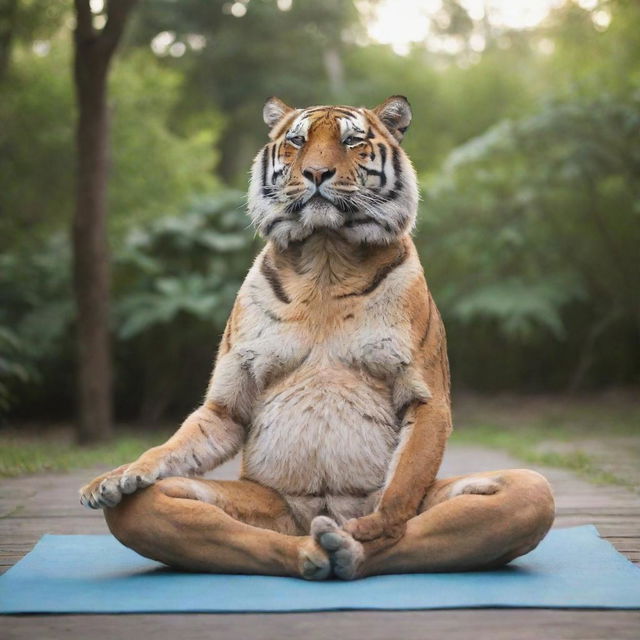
[80,96,452,539]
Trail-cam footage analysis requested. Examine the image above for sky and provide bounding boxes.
[135,0,609,60]
[362,0,596,54]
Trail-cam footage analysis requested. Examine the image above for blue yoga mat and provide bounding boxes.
[1,525,639,613]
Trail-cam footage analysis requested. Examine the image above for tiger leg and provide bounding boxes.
[312,469,554,579]
[104,477,331,580]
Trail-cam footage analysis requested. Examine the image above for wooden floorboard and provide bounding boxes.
[1,446,639,639]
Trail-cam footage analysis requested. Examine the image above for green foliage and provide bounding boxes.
[418,94,640,388]
[108,50,222,233]
[0,41,74,247]
[0,38,220,249]
[2,0,640,422]
[112,192,259,420]
[450,277,583,340]
[0,237,73,418]
[0,327,32,413]
[342,43,537,173]
[115,191,256,339]
[131,0,358,182]
[0,190,258,420]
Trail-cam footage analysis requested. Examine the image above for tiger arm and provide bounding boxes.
[79,307,246,509]
[345,293,452,542]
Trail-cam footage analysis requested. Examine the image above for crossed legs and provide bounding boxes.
[311,469,555,579]
[104,478,330,580]
[104,469,554,580]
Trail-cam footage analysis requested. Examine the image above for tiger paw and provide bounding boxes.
[311,516,364,581]
[79,458,162,509]
[343,511,406,543]
[298,537,331,581]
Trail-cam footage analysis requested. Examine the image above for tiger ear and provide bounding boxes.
[373,95,412,142]
[263,96,294,130]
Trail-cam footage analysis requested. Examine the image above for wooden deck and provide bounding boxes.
[2,445,639,639]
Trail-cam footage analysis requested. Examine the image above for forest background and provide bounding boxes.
[1,1,638,463]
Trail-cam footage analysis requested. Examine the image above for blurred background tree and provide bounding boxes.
[0,0,638,438]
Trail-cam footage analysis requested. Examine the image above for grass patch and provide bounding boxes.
[0,430,170,477]
[453,392,640,438]
[450,424,625,487]
[450,390,640,489]
[1,392,638,484]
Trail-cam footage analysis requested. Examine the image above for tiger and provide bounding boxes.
[80,96,554,580]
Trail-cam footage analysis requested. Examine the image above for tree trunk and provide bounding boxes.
[72,0,136,443]
[73,51,112,443]
[0,0,18,80]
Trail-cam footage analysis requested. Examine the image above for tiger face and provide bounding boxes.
[248,96,419,249]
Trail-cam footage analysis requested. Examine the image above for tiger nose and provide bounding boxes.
[302,166,336,186]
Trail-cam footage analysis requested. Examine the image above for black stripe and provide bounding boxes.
[261,146,277,199]
[336,245,408,298]
[391,146,401,172]
[271,143,282,184]
[248,289,285,322]
[261,146,268,189]
[375,146,402,201]
[258,303,284,323]
[260,255,291,304]
[305,106,358,119]
[396,400,414,421]
[391,146,402,190]
[333,107,359,118]
[263,216,288,235]
[378,143,387,188]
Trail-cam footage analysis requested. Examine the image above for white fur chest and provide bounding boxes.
[236,310,420,497]
[207,246,430,500]
[243,362,398,496]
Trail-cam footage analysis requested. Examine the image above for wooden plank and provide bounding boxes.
[4,611,640,640]
[602,537,640,548]
[1,448,639,640]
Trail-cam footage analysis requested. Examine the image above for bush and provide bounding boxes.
[418,95,640,390]
[0,191,260,422]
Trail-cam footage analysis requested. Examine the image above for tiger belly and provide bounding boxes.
[242,366,398,526]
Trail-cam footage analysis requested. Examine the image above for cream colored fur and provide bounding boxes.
[80,97,555,580]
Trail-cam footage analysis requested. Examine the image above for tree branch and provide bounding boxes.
[74,0,95,41]
[101,0,138,55]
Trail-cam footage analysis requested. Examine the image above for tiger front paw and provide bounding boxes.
[79,457,163,509]
[343,511,406,543]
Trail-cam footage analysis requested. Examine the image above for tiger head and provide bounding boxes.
[248,96,419,249]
